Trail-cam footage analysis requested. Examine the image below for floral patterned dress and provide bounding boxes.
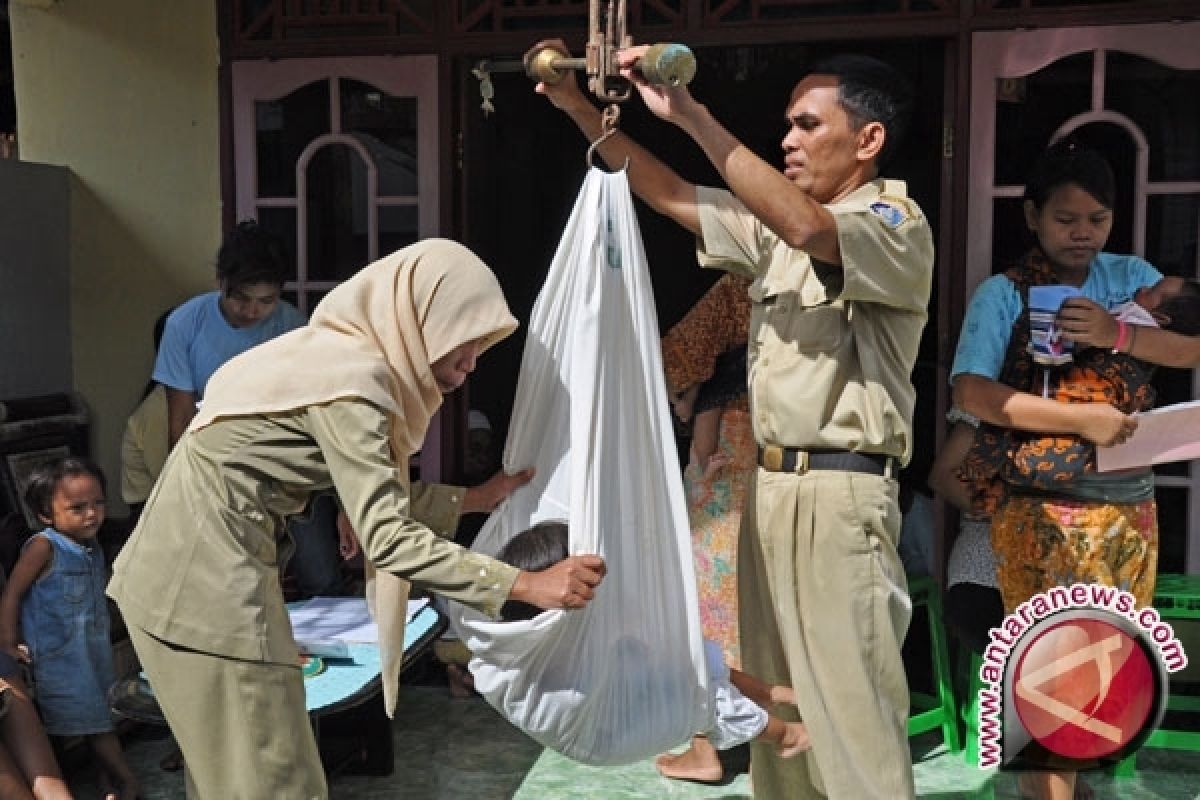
[661,274,753,669]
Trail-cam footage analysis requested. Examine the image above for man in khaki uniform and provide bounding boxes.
[535,48,933,798]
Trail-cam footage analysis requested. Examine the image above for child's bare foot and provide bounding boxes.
[654,736,723,783]
[446,663,475,698]
[776,721,811,759]
[654,750,723,783]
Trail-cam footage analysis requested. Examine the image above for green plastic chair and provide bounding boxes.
[907,575,964,753]
[960,649,985,767]
[1113,573,1200,777]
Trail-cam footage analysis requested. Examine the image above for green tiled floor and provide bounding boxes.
[69,685,1200,799]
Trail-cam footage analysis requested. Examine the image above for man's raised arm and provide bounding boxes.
[528,40,701,236]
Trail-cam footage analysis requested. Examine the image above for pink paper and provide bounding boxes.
[1096,400,1200,472]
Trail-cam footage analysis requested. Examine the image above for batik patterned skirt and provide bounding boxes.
[991,493,1158,614]
[684,408,755,671]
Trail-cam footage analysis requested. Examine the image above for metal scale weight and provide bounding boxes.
[471,0,697,160]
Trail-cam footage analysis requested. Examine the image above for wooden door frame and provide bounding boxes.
[967,22,1200,296]
[229,54,447,481]
[230,55,438,234]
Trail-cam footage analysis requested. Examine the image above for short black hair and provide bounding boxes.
[808,53,914,172]
[24,457,106,523]
[495,521,569,622]
[142,306,177,399]
[216,219,290,290]
[153,306,174,352]
[1024,138,1116,211]
[1158,279,1200,336]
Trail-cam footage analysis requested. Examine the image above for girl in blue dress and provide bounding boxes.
[0,457,138,799]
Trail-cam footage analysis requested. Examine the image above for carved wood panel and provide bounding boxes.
[976,0,1166,10]
[233,0,695,48]
[703,0,957,26]
[234,0,437,46]
[450,0,686,35]
[227,0,1194,58]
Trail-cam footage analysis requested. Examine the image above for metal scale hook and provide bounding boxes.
[586,103,629,173]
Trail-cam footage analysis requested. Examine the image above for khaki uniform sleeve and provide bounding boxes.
[408,481,466,538]
[694,187,770,279]
[833,186,933,313]
[306,399,516,619]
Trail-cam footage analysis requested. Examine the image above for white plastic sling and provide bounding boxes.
[449,168,711,766]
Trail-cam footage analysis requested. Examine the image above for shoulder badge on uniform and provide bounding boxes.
[869,201,907,229]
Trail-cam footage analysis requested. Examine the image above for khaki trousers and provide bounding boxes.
[128,626,327,800]
[738,468,914,799]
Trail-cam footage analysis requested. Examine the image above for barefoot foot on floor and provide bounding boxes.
[654,747,724,783]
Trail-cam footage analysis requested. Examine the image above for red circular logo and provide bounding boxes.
[1012,617,1155,759]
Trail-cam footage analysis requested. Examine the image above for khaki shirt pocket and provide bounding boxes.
[750,282,845,356]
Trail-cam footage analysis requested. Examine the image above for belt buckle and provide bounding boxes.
[762,445,783,472]
[792,450,810,475]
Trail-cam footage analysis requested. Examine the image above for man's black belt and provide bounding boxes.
[758,445,894,477]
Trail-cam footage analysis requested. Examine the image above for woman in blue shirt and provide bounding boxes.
[950,139,1200,800]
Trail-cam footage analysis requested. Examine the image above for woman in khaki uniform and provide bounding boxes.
[107,238,606,800]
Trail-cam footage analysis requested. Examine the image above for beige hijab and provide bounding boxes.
[192,237,518,714]
[193,237,516,452]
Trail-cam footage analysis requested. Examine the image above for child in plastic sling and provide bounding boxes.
[496,521,811,765]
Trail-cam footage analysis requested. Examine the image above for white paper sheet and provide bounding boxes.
[1096,399,1200,472]
[288,595,429,644]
